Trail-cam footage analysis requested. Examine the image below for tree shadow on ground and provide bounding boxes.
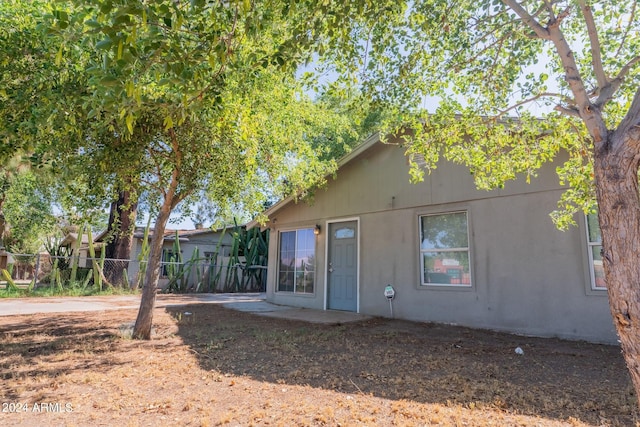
[0,313,128,401]
[167,304,639,426]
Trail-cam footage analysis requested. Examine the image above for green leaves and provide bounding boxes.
[15,0,368,227]
[95,38,113,50]
[99,75,119,86]
[298,0,640,229]
[2,169,58,254]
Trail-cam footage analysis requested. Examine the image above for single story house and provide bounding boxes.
[58,225,236,290]
[128,225,236,290]
[59,232,92,265]
[249,133,616,344]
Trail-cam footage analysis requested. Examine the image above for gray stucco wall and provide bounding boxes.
[263,140,617,344]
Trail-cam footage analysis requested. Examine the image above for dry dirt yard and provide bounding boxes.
[0,301,638,427]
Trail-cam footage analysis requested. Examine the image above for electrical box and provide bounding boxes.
[384,284,395,300]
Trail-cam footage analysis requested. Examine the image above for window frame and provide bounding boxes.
[585,213,606,291]
[419,210,472,288]
[160,248,181,278]
[276,227,316,294]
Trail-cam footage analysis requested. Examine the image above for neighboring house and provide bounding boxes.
[58,225,236,290]
[128,225,236,290]
[59,232,92,267]
[249,133,617,344]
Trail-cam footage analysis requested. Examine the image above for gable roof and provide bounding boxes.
[59,233,90,247]
[132,224,241,242]
[247,132,383,229]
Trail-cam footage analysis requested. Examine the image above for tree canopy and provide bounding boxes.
[0,163,57,254]
[307,0,640,405]
[307,0,638,226]
[28,0,386,338]
[5,0,640,407]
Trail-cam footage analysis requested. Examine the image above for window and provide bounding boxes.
[203,251,217,269]
[420,212,471,286]
[586,213,605,290]
[161,249,180,278]
[278,228,315,293]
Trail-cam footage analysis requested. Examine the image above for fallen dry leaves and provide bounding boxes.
[0,301,638,426]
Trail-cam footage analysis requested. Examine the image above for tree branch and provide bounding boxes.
[613,87,640,141]
[554,105,581,118]
[550,6,571,27]
[504,1,606,142]
[595,55,640,108]
[548,22,607,142]
[146,147,165,197]
[542,0,556,19]
[504,1,590,108]
[165,127,186,211]
[169,127,182,184]
[613,55,640,87]
[139,177,163,194]
[468,6,511,33]
[495,92,575,118]
[614,1,637,59]
[578,0,608,89]
[448,25,514,71]
[484,36,506,84]
[503,0,551,39]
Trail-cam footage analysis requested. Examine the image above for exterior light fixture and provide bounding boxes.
[314,224,321,235]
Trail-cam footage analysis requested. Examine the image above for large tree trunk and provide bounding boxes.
[104,189,138,286]
[593,127,640,406]
[132,129,186,340]
[131,200,172,340]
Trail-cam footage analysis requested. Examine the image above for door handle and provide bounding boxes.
[328,262,333,273]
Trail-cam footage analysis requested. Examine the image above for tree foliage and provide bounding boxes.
[0,0,109,236]
[10,0,640,405]
[307,0,640,406]
[2,169,58,254]
[309,0,638,226]
[42,0,377,214]
[35,0,389,338]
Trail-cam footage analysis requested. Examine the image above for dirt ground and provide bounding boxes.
[0,302,638,427]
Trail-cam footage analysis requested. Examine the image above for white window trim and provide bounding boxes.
[585,213,606,291]
[419,210,472,288]
[276,227,316,295]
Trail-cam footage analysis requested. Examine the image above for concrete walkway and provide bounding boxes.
[0,293,370,325]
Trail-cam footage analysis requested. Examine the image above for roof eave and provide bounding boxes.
[247,132,382,229]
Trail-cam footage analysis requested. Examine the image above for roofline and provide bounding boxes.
[246,132,382,229]
[336,131,381,168]
[132,223,245,239]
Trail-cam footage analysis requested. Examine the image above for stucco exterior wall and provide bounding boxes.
[263,139,617,344]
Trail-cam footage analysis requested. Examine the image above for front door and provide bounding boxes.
[327,221,358,312]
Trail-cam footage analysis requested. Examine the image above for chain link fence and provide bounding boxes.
[0,252,266,293]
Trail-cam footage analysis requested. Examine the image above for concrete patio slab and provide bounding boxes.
[0,293,371,325]
[221,300,370,324]
[222,301,296,312]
